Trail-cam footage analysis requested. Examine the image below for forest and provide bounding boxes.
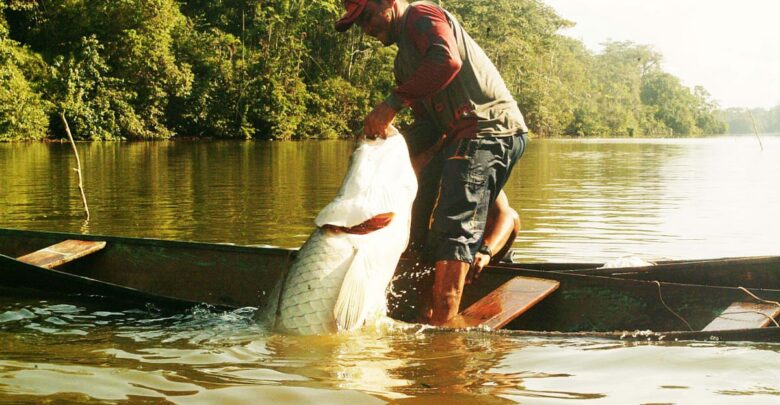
[721,107,780,135]
[0,0,748,141]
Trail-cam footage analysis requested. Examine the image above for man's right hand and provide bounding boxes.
[364,101,397,139]
[466,252,490,285]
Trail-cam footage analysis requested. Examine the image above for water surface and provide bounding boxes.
[1,136,779,403]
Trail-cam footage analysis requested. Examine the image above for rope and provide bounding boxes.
[711,311,780,328]
[738,286,780,308]
[654,281,694,331]
[736,286,780,327]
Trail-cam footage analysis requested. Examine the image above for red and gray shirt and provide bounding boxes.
[385,1,528,141]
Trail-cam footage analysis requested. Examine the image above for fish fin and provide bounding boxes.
[334,248,373,332]
[255,276,282,328]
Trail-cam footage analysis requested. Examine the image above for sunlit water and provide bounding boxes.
[1,136,780,403]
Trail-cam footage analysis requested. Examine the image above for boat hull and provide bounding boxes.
[2,228,780,341]
[389,261,780,333]
[0,228,293,309]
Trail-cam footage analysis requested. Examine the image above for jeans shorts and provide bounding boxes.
[409,131,527,264]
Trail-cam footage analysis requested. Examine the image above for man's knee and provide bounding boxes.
[432,283,463,309]
[509,206,521,231]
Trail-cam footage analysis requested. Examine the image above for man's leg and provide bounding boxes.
[468,191,520,283]
[425,133,527,325]
[424,137,495,325]
[429,192,520,323]
[422,194,520,322]
[490,191,521,261]
[429,260,470,325]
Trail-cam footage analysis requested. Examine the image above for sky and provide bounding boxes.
[543,0,780,109]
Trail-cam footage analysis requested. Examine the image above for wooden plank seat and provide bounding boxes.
[16,240,106,270]
[702,301,780,332]
[444,276,560,329]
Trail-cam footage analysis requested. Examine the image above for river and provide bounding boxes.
[1,136,779,403]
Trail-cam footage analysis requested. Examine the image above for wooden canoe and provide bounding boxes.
[505,256,780,289]
[1,227,779,342]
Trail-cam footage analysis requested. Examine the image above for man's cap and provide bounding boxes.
[335,0,368,32]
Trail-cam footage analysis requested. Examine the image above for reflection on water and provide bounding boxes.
[2,136,780,402]
[2,300,779,403]
[504,137,780,261]
[0,141,353,246]
[2,137,779,260]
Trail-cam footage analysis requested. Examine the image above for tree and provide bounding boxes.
[0,9,48,141]
[0,0,740,140]
[103,0,194,138]
[692,86,726,135]
[446,0,572,137]
[49,36,143,140]
[768,105,780,133]
[641,72,698,135]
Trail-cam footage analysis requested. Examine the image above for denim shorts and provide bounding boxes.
[409,131,527,264]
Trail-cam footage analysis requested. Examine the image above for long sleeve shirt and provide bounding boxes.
[387,1,528,141]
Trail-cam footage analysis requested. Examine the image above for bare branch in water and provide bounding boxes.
[59,111,90,220]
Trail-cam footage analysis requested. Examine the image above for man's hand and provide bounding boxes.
[466,252,490,285]
[364,101,397,139]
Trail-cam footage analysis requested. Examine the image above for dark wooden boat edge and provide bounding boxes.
[2,227,780,342]
[0,252,216,311]
[473,327,780,343]
[0,227,296,310]
[1,227,298,256]
[504,254,780,291]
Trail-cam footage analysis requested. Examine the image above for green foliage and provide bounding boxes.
[0,57,49,141]
[0,0,737,140]
[50,36,143,140]
[590,42,658,136]
[722,106,780,134]
[641,72,697,135]
[5,0,194,139]
[692,86,727,135]
[300,77,371,139]
[170,27,250,138]
[104,0,194,138]
[770,106,780,133]
[0,15,49,141]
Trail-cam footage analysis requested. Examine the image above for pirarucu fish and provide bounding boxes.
[273,129,417,335]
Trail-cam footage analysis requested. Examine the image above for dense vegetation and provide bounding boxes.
[721,107,780,134]
[0,0,732,141]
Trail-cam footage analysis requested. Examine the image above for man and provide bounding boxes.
[335,0,528,325]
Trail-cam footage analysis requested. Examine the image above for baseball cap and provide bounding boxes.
[335,0,368,32]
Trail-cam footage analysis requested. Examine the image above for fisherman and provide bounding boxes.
[335,0,529,325]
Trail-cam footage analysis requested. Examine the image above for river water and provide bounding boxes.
[1,136,779,403]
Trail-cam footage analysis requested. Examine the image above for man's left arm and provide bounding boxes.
[364,5,462,138]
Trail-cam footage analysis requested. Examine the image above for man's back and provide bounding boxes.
[392,1,528,139]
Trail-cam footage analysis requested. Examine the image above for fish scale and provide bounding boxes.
[276,229,356,335]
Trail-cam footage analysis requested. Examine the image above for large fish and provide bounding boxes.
[271,128,417,335]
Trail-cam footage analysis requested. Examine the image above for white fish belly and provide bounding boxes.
[275,229,356,335]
